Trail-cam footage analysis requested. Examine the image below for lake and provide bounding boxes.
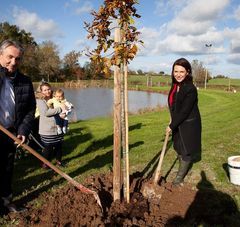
[63,87,168,121]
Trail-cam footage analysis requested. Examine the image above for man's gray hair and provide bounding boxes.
[0,39,24,55]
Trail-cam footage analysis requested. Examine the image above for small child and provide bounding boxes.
[47,89,73,134]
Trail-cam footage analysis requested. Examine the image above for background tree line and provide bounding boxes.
[0,22,111,82]
[1,22,218,85]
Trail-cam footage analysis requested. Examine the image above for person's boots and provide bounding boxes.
[173,158,192,185]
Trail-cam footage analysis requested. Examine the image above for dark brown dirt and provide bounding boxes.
[5,171,240,226]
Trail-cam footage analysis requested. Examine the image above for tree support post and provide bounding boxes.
[113,27,121,201]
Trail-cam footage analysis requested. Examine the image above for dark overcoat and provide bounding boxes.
[168,81,202,162]
[13,72,36,136]
[0,70,36,136]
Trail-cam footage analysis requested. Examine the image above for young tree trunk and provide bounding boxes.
[113,27,121,201]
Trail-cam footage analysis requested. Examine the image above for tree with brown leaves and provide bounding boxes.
[85,0,142,202]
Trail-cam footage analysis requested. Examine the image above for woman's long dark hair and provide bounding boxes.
[171,58,193,84]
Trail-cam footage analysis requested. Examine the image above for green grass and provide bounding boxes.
[209,78,240,86]
[128,75,240,87]
[127,75,240,93]
[1,87,240,225]
[128,74,171,85]
[12,89,240,200]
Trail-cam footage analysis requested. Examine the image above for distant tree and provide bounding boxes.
[0,22,36,45]
[191,59,210,87]
[21,45,40,81]
[83,62,93,79]
[159,71,165,75]
[62,50,82,80]
[37,41,61,82]
[214,75,228,79]
[75,67,85,80]
[148,70,157,75]
[137,69,143,75]
[128,69,137,75]
[83,61,107,79]
[63,50,81,68]
[0,22,39,80]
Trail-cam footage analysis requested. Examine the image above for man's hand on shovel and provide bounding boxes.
[0,125,103,210]
[15,135,26,148]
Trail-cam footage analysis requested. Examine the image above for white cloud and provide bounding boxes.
[230,40,240,54]
[130,58,172,74]
[138,25,225,57]
[75,38,94,50]
[181,0,229,20]
[154,0,188,16]
[167,0,229,36]
[234,5,240,20]
[12,7,63,40]
[137,27,161,55]
[137,0,232,60]
[75,39,86,46]
[75,1,93,15]
[206,55,220,65]
[223,27,240,54]
[168,19,212,36]
[224,27,240,39]
[140,27,161,40]
[228,53,240,64]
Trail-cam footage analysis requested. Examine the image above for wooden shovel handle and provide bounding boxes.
[0,124,96,195]
[153,131,170,184]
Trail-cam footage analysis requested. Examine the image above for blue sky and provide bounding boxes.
[1,0,240,77]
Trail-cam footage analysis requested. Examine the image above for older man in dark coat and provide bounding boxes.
[0,40,36,215]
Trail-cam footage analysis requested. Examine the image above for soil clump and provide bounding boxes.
[4,171,240,226]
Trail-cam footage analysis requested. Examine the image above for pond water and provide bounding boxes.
[62,87,168,121]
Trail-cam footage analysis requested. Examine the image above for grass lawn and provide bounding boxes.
[127,74,171,84]
[9,87,240,214]
[209,78,240,86]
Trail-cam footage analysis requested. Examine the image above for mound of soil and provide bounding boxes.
[5,171,240,226]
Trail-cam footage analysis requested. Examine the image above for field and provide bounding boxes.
[1,80,240,226]
[208,78,240,86]
[128,75,240,91]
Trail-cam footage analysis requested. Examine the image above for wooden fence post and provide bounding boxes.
[123,59,130,203]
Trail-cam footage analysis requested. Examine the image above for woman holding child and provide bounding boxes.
[36,82,66,168]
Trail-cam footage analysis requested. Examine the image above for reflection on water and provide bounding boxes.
[61,87,167,121]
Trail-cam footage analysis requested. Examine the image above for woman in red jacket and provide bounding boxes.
[166,58,202,185]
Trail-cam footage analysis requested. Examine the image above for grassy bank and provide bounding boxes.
[33,76,240,93]
[9,88,240,212]
[208,78,240,86]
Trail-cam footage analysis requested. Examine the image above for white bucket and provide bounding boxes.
[228,156,240,185]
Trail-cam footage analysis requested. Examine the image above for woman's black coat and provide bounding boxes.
[168,81,202,162]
